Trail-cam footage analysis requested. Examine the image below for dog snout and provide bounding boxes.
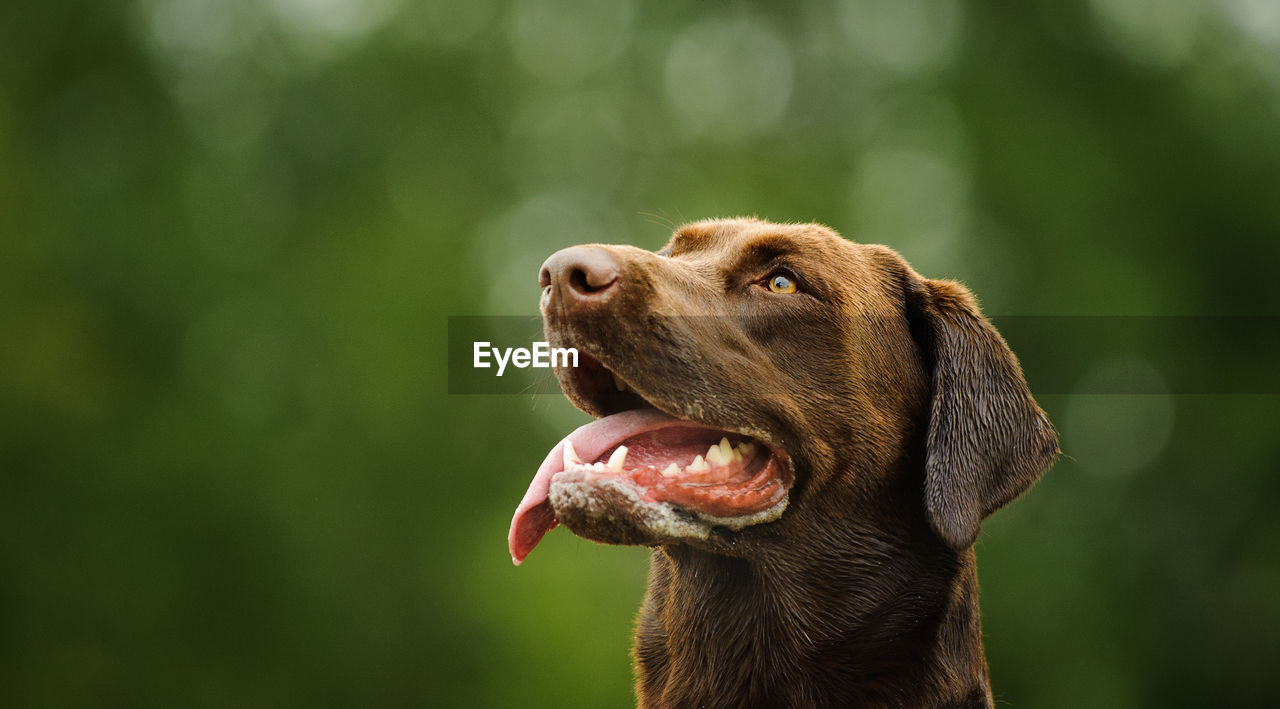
[540,246,621,311]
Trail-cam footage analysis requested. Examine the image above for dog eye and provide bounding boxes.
[767,273,797,294]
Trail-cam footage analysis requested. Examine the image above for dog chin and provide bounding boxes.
[549,475,789,548]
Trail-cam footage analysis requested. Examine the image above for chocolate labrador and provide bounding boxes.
[509,218,1057,708]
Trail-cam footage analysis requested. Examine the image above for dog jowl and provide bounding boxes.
[508,218,1058,709]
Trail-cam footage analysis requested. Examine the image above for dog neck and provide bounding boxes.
[634,516,993,708]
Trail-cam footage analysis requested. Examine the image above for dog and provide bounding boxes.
[509,218,1057,708]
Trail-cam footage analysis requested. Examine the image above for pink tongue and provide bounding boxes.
[508,408,711,565]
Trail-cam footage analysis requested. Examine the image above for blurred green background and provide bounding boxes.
[2,0,1279,706]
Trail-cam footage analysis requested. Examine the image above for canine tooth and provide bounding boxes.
[718,438,733,463]
[612,372,627,391]
[608,445,628,472]
[706,443,724,465]
[563,440,583,468]
[688,455,708,472]
[662,463,681,477]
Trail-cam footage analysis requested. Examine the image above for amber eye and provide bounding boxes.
[767,273,797,294]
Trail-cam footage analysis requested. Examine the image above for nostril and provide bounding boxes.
[569,265,619,294]
[568,267,587,294]
[539,267,551,289]
[569,267,603,294]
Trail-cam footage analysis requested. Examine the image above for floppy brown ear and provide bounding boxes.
[909,278,1058,550]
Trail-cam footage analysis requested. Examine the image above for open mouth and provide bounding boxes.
[509,351,792,564]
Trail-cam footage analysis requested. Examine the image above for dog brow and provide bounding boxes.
[739,233,800,264]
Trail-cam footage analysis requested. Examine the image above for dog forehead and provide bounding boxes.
[663,218,855,259]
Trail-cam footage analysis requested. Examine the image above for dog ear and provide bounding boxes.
[906,277,1058,550]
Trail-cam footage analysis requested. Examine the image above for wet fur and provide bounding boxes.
[540,218,1058,708]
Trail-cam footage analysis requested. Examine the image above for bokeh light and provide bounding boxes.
[664,17,795,140]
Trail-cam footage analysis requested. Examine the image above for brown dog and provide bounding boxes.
[510,218,1057,708]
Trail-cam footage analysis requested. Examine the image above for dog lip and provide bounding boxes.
[555,446,789,518]
[508,403,795,565]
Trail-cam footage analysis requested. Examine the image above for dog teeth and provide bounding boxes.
[563,440,583,468]
[628,440,758,478]
[701,439,756,467]
[718,438,733,464]
[607,445,628,472]
[612,372,627,391]
[705,443,724,465]
[563,440,636,474]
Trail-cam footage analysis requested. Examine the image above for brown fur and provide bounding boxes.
[538,218,1058,708]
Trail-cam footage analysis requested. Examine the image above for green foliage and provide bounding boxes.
[1,1,1278,706]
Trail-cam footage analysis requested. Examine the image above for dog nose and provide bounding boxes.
[540,246,620,309]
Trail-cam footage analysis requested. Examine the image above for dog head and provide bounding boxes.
[510,218,1057,562]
